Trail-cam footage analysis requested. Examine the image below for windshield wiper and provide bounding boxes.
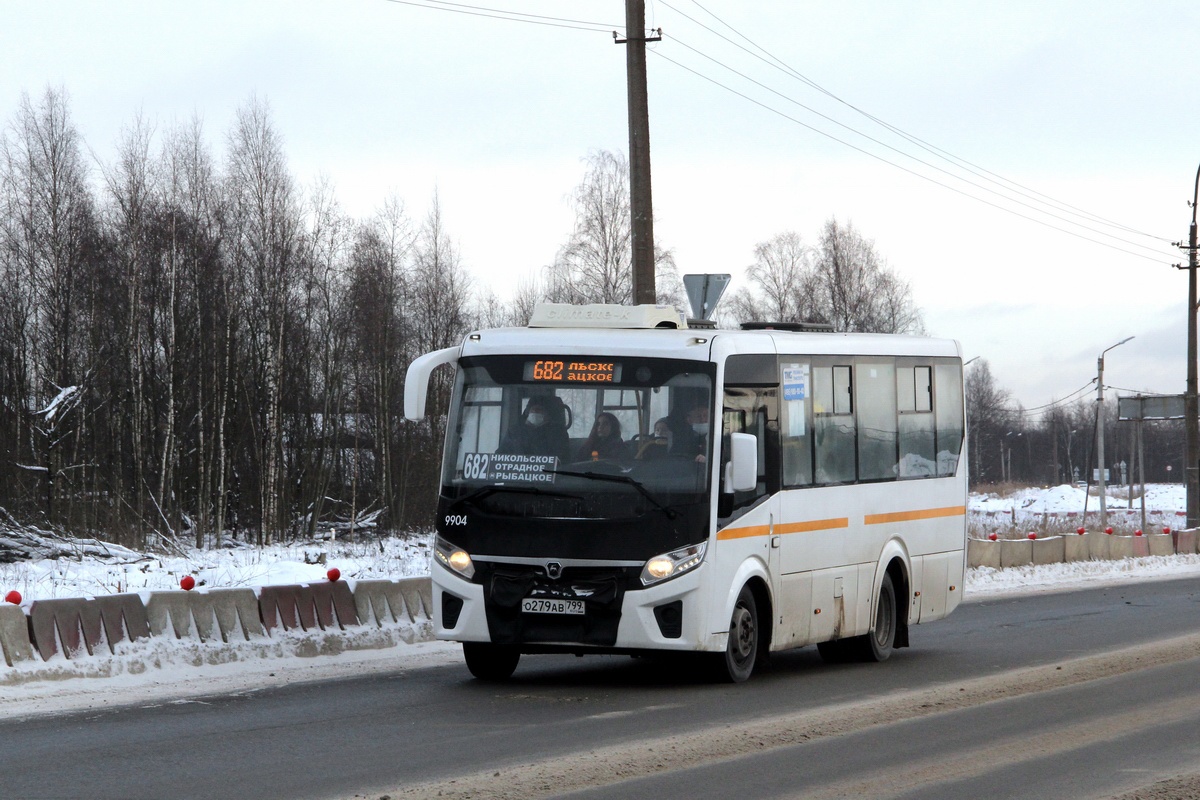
[451,484,582,511]
[542,469,678,520]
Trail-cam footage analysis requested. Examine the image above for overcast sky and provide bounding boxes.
[4,1,1199,415]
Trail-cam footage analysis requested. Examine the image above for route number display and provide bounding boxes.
[523,359,621,384]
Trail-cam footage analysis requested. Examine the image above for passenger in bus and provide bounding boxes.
[575,412,629,462]
[499,396,571,462]
[667,403,710,462]
[635,417,671,460]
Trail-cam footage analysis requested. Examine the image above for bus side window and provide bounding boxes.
[856,361,897,481]
[934,362,964,476]
[898,363,936,478]
[813,364,855,484]
[781,361,812,487]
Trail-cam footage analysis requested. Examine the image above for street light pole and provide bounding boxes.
[1097,336,1134,529]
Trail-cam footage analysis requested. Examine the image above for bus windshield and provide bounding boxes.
[441,355,716,517]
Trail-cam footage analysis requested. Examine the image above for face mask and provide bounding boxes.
[527,412,546,427]
[692,423,709,436]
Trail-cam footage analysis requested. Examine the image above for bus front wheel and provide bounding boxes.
[713,585,759,683]
[462,642,520,681]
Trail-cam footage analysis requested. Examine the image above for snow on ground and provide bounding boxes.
[968,482,1187,537]
[2,485,1199,719]
[0,533,432,602]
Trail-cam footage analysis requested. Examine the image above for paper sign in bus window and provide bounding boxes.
[782,363,809,437]
[462,453,558,483]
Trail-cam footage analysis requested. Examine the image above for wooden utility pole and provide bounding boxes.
[618,0,660,305]
[1178,164,1200,529]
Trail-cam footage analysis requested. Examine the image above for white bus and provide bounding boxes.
[405,304,967,682]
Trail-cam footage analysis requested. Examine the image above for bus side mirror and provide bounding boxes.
[404,345,460,420]
[724,432,758,493]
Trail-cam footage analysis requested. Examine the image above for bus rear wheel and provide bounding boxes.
[860,571,897,662]
[713,585,758,683]
[462,642,520,681]
[816,572,896,664]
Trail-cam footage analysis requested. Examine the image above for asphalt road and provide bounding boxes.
[5,577,1200,800]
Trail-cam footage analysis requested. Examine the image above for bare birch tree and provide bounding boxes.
[812,218,924,334]
[731,219,924,335]
[545,150,682,308]
[726,231,817,324]
[0,88,95,526]
[226,97,301,543]
[161,116,225,546]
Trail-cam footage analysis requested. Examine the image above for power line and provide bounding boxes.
[382,0,619,33]
[671,0,1174,246]
[664,34,1178,262]
[650,50,1176,267]
[1018,379,1098,417]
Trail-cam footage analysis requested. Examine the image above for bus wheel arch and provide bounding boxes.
[886,557,910,649]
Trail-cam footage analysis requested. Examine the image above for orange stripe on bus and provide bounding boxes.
[717,517,848,541]
[864,505,966,525]
[777,518,849,534]
[717,525,771,541]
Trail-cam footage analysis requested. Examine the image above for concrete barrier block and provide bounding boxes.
[259,585,304,634]
[28,598,104,660]
[1031,536,1065,565]
[92,593,150,647]
[1109,535,1135,560]
[1000,539,1033,568]
[1087,532,1111,561]
[967,539,1000,569]
[293,585,319,630]
[147,589,265,643]
[1147,533,1173,557]
[352,579,400,627]
[145,591,200,640]
[0,604,34,666]
[1173,529,1197,555]
[1131,535,1151,558]
[396,577,433,622]
[306,581,358,629]
[184,592,224,642]
[1063,534,1089,562]
[205,588,265,641]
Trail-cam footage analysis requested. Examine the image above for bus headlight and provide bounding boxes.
[640,542,707,586]
[435,536,475,580]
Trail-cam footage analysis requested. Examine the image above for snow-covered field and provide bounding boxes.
[968,482,1187,537]
[0,531,433,602]
[2,484,1199,719]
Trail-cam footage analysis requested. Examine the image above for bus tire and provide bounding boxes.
[714,585,758,683]
[463,642,520,681]
[854,571,896,663]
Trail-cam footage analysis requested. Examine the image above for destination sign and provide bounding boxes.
[523,360,622,383]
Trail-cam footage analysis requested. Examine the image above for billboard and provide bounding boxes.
[1117,394,1186,421]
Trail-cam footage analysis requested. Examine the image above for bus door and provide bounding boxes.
[719,354,781,624]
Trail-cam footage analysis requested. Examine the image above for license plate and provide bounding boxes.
[521,598,585,615]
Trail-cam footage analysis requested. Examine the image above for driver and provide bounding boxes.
[499,396,571,462]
